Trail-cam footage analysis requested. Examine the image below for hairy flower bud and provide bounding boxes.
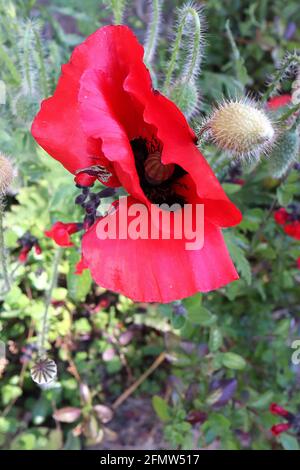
[203,99,275,159]
[268,129,300,179]
[0,153,13,195]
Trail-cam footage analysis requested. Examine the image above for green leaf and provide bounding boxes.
[67,249,92,302]
[209,327,223,352]
[188,307,216,326]
[152,396,171,422]
[224,233,252,285]
[221,352,246,370]
[222,183,243,194]
[280,434,300,451]
[248,391,274,409]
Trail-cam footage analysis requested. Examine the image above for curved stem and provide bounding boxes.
[144,0,161,65]
[163,5,202,94]
[38,247,62,358]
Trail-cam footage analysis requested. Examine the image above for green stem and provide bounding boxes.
[34,30,48,97]
[38,248,62,358]
[0,43,21,84]
[110,0,126,25]
[261,54,300,103]
[0,200,11,294]
[22,22,34,94]
[163,5,202,94]
[279,103,300,123]
[144,0,161,65]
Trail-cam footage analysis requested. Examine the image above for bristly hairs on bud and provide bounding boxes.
[107,0,127,25]
[163,2,206,118]
[199,97,276,161]
[144,0,162,66]
[268,128,300,179]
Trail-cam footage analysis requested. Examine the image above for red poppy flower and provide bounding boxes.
[45,222,81,247]
[284,221,300,240]
[274,208,289,226]
[267,94,292,110]
[32,25,242,303]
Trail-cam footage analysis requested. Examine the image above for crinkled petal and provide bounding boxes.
[82,197,238,303]
[32,25,144,185]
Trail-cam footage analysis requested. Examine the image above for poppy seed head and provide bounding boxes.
[204,99,275,159]
[0,153,14,195]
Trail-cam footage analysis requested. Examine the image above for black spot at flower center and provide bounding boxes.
[131,137,187,208]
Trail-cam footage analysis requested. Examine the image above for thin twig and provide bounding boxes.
[112,351,166,410]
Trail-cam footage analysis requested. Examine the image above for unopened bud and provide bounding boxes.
[268,129,300,179]
[203,99,275,158]
[0,153,13,195]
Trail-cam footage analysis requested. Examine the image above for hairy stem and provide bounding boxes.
[0,200,11,294]
[163,5,202,94]
[38,248,62,358]
[144,0,161,65]
[110,0,126,25]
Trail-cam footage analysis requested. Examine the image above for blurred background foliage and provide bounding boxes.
[0,0,300,450]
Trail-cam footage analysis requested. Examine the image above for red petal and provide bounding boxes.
[82,197,238,303]
[45,222,79,247]
[31,26,141,185]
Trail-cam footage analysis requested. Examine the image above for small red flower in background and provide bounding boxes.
[267,94,292,110]
[271,423,292,436]
[32,25,242,303]
[274,206,300,241]
[75,256,88,275]
[274,208,289,226]
[17,232,42,263]
[284,221,300,240]
[45,222,81,247]
[269,403,296,437]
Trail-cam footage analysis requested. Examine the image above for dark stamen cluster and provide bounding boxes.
[131,137,186,208]
[75,186,116,229]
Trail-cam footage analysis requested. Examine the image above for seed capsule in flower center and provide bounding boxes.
[144,151,175,185]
